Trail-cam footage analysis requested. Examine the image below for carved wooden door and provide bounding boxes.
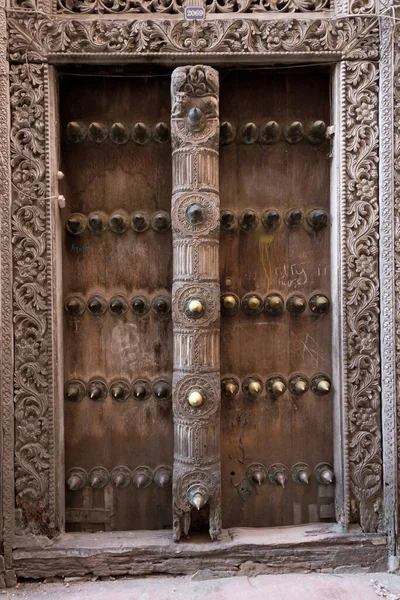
[60,65,333,536]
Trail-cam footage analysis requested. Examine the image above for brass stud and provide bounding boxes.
[66,468,87,491]
[87,380,107,402]
[307,208,328,230]
[88,122,108,143]
[188,107,203,127]
[276,473,287,488]
[286,294,307,315]
[186,203,206,226]
[132,380,151,401]
[151,211,171,232]
[88,212,107,233]
[66,213,87,236]
[191,493,206,510]
[243,294,262,315]
[261,209,281,230]
[265,293,285,315]
[252,470,266,485]
[285,121,304,144]
[268,463,289,488]
[110,381,129,402]
[132,467,153,489]
[109,212,128,234]
[111,467,131,488]
[109,296,128,316]
[153,122,170,144]
[220,210,236,231]
[315,463,335,485]
[184,297,205,319]
[65,380,85,402]
[220,121,236,145]
[239,122,258,144]
[89,467,109,489]
[285,208,303,227]
[260,121,281,144]
[132,122,151,145]
[308,120,327,144]
[187,484,209,510]
[188,390,204,407]
[87,295,107,316]
[309,293,330,315]
[131,295,150,316]
[311,374,331,396]
[267,377,287,397]
[152,295,171,315]
[292,463,312,485]
[131,211,149,232]
[239,210,258,231]
[248,296,261,310]
[110,122,129,145]
[242,376,263,398]
[222,294,238,311]
[154,466,172,488]
[222,378,239,397]
[65,296,85,316]
[289,374,309,395]
[153,380,172,400]
[66,121,87,144]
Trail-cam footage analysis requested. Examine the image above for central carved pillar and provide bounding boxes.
[171,65,221,541]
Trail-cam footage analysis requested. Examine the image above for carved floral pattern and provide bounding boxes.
[57,0,330,15]
[10,63,54,533]
[344,60,381,531]
[7,17,379,63]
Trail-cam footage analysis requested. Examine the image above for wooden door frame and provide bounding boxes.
[0,0,398,581]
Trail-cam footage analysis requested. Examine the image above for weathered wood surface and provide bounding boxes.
[219,68,332,527]
[13,525,386,578]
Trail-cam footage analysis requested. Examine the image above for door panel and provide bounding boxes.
[60,74,173,531]
[219,69,333,527]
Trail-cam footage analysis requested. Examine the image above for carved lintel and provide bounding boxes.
[171,65,221,542]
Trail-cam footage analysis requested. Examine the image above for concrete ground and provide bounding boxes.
[1,573,400,600]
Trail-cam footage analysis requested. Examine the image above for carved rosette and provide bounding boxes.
[171,65,221,542]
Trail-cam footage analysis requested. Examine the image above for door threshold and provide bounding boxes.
[13,524,387,578]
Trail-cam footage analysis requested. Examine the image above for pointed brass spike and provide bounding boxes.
[90,474,101,488]
[252,470,265,486]
[293,297,306,310]
[89,387,102,400]
[67,475,82,491]
[191,492,206,511]
[112,386,124,399]
[294,380,307,394]
[66,298,80,313]
[110,122,129,144]
[261,120,280,143]
[309,120,327,143]
[88,122,107,143]
[136,474,147,488]
[67,216,82,233]
[225,382,238,396]
[223,295,237,310]
[66,385,79,399]
[276,473,287,488]
[133,298,145,311]
[272,380,286,396]
[89,214,103,230]
[220,121,235,145]
[248,381,261,396]
[158,473,170,488]
[113,473,126,488]
[188,107,202,125]
[286,121,304,143]
[317,379,331,394]
[134,385,146,399]
[321,469,334,484]
[289,209,302,225]
[298,470,310,484]
[248,296,261,310]
[268,295,284,312]
[315,295,329,309]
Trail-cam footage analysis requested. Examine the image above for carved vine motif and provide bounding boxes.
[10,63,54,533]
[344,60,381,531]
[57,0,330,15]
[7,17,379,63]
[394,24,400,516]
[171,65,221,542]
